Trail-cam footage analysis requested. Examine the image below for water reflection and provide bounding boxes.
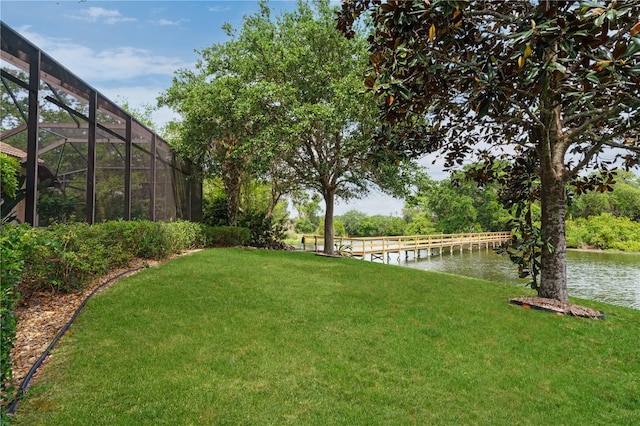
[386,248,640,310]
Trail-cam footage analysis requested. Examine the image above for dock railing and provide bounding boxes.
[302,231,512,262]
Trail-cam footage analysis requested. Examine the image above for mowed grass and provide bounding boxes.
[11,249,640,425]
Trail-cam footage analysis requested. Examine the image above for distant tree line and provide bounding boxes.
[566,170,640,251]
[287,167,513,237]
[283,168,640,253]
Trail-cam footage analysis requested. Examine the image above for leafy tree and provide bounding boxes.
[569,170,640,221]
[404,213,437,235]
[431,184,479,234]
[291,191,322,227]
[567,212,640,251]
[159,3,285,226]
[404,169,510,234]
[162,0,411,253]
[337,209,368,236]
[200,177,289,236]
[316,218,347,237]
[610,175,640,220]
[338,0,640,301]
[263,0,411,254]
[356,214,406,236]
[335,210,408,237]
[412,176,479,234]
[120,101,161,134]
[295,219,317,234]
[160,75,258,226]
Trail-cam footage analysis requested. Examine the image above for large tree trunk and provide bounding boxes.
[538,165,569,302]
[322,189,335,255]
[537,100,569,302]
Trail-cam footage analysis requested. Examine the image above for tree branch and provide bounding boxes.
[566,139,607,180]
[565,107,621,142]
[604,140,640,154]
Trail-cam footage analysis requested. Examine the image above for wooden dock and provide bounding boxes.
[302,232,512,263]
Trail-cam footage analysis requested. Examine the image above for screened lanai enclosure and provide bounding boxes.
[1,22,201,226]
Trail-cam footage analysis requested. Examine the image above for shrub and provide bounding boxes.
[13,220,205,295]
[294,219,316,234]
[203,226,250,247]
[134,220,171,259]
[18,224,112,294]
[129,220,202,259]
[19,226,75,294]
[1,154,22,224]
[1,224,27,413]
[0,220,205,411]
[240,211,287,249]
[566,213,640,251]
[202,195,229,227]
[37,187,82,226]
[163,220,204,254]
[0,154,20,200]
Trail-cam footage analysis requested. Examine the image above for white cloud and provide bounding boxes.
[66,7,136,25]
[155,18,187,26]
[12,26,190,130]
[17,27,192,83]
[99,85,181,128]
[208,6,232,13]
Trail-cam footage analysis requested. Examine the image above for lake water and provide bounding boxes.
[379,248,640,310]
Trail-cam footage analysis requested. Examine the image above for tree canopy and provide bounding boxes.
[338,0,640,301]
[404,170,512,234]
[569,170,640,220]
[162,0,412,253]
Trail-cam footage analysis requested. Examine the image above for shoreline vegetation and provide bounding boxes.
[8,249,639,425]
[567,247,640,254]
[565,213,640,252]
[290,211,640,254]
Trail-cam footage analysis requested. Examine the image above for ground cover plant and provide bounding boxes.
[10,249,640,425]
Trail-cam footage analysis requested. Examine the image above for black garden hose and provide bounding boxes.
[6,266,144,415]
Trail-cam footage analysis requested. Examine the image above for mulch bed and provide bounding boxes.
[9,259,154,391]
[509,296,605,319]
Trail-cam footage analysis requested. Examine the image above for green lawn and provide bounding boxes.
[11,249,640,425]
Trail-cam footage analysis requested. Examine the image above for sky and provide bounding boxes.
[1,0,445,216]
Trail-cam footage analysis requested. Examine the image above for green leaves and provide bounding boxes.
[340,0,640,162]
[163,0,409,234]
[1,224,27,412]
[0,153,20,200]
[622,36,640,58]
